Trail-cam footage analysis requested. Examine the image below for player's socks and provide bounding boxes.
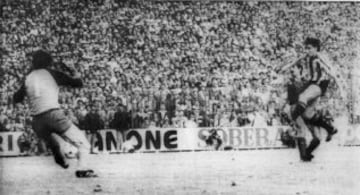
[291,102,306,121]
[318,119,338,142]
[51,145,69,169]
[306,138,320,159]
[308,116,338,142]
[325,128,338,142]
[49,134,69,169]
[297,137,311,162]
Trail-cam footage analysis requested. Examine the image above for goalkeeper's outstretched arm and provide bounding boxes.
[48,68,83,88]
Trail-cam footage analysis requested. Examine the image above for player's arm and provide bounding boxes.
[316,55,342,81]
[48,69,83,88]
[13,83,26,104]
[275,55,305,73]
[317,55,347,98]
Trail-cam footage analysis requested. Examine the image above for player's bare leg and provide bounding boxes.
[62,124,97,178]
[291,85,322,129]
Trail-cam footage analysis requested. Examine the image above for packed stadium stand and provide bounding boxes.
[1,0,359,152]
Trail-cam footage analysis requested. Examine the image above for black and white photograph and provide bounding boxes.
[1,0,360,194]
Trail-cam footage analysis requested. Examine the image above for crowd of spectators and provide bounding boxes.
[1,0,359,137]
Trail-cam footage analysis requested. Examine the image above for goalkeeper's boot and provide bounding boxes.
[75,169,98,178]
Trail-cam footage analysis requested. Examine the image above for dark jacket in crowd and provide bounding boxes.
[165,94,176,119]
[83,111,105,133]
[238,115,251,127]
[0,122,8,132]
[198,110,212,127]
[128,111,145,129]
[110,109,130,132]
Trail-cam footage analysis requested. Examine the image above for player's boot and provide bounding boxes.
[325,128,338,142]
[306,138,320,160]
[75,169,98,178]
[308,115,338,142]
[297,137,311,162]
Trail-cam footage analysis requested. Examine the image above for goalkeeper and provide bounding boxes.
[13,50,97,177]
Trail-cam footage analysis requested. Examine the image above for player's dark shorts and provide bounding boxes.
[287,84,298,105]
[31,108,72,139]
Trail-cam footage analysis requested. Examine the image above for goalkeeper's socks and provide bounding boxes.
[49,135,69,169]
